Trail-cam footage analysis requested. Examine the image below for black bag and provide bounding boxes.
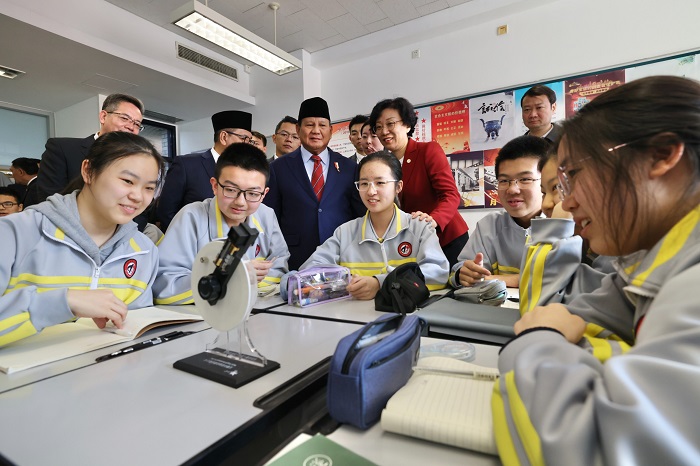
[374,263,430,314]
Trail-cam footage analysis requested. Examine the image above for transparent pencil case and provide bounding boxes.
[287,266,352,307]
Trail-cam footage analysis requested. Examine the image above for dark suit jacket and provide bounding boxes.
[399,138,468,247]
[263,147,365,270]
[157,149,215,231]
[30,135,94,207]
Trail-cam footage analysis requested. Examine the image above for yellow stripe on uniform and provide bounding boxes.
[360,212,370,241]
[129,238,142,252]
[505,371,544,466]
[498,265,520,274]
[54,227,65,240]
[492,377,520,466]
[98,278,149,289]
[250,215,265,233]
[631,205,700,288]
[155,289,194,305]
[0,314,38,347]
[528,244,552,315]
[519,246,537,314]
[214,196,225,238]
[8,273,92,287]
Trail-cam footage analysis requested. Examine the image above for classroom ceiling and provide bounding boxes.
[105,0,473,54]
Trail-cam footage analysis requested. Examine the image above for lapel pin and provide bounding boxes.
[334,162,340,172]
[406,159,412,164]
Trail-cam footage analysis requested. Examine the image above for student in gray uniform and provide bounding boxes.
[493,76,700,465]
[300,151,448,300]
[154,144,289,305]
[450,136,548,288]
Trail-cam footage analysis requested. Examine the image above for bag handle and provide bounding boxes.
[390,282,408,317]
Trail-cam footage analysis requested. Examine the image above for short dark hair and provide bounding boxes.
[521,85,556,106]
[252,131,267,147]
[495,135,551,177]
[65,132,164,193]
[11,157,40,175]
[275,116,298,134]
[0,186,21,203]
[369,97,419,137]
[216,143,270,183]
[349,114,368,129]
[102,93,145,115]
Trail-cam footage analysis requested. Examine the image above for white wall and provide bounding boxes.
[54,95,101,138]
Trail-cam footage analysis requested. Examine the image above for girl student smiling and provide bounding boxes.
[299,151,449,300]
[0,132,164,347]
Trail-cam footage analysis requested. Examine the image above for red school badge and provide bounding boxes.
[255,244,261,257]
[398,242,412,257]
[123,259,137,278]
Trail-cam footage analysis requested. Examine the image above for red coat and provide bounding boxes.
[398,138,468,246]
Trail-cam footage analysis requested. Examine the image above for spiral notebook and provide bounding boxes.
[380,356,499,455]
[0,307,203,374]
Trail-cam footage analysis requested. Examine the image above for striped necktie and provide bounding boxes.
[311,155,324,201]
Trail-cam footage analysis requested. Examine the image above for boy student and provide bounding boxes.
[0,187,23,217]
[153,143,290,305]
[450,135,548,288]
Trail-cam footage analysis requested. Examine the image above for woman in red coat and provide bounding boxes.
[369,97,469,266]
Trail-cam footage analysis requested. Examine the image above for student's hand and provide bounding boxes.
[491,273,520,288]
[250,260,274,283]
[514,303,586,343]
[458,253,491,286]
[410,211,437,229]
[551,202,573,220]
[67,289,128,329]
[346,275,381,300]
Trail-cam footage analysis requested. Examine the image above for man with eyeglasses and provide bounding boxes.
[153,143,289,305]
[157,110,253,231]
[450,136,548,289]
[27,93,145,208]
[0,187,23,217]
[264,97,365,270]
[270,116,300,161]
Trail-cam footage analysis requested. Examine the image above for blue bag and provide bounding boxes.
[327,313,424,429]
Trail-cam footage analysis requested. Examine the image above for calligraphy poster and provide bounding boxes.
[449,151,483,209]
[412,106,432,143]
[564,70,625,117]
[431,100,470,154]
[483,148,502,209]
[514,82,565,136]
[328,121,354,157]
[469,92,516,151]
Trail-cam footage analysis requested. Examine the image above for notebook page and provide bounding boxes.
[381,356,498,455]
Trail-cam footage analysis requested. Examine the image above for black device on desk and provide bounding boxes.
[96,331,193,362]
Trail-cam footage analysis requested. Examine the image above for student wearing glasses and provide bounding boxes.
[299,151,448,300]
[493,75,700,466]
[0,132,164,347]
[29,93,145,208]
[154,143,289,305]
[270,116,300,161]
[369,97,469,267]
[157,110,254,231]
[450,136,548,288]
[0,187,23,217]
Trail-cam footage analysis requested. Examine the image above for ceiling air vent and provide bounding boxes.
[176,43,238,81]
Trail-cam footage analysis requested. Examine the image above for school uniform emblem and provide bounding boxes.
[255,244,261,257]
[398,242,412,257]
[123,259,137,278]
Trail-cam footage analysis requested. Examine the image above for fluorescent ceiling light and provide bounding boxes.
[172,1,301,76]
[0,65,25,80]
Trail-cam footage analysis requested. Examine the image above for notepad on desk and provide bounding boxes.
[380,356,499,455]
[0,307,203,374]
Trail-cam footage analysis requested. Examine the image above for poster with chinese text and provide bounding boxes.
[469,92,516,151]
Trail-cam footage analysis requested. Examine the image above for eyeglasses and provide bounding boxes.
[223,131,254,144]
[373,120,402,134]
[217,181,264,202]
[276,130,299,141]
[354,180,398,191]
[496,178,540,189]
[107,112,144,131]
[0,201,19,209]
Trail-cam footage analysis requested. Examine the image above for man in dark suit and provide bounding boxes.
[348,114,367,163]
[27,93,145,208]
[8,157,40,204]
[264,97,365,270]
[157,110,253,231]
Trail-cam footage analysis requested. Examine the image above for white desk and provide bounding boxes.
[326,341,502,466]
[256,296,388,324]
[0,314,361,466]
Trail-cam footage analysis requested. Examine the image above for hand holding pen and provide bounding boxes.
[95,331,193,362]
[251,256,277,283]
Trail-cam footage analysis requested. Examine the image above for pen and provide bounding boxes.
[95,331,193,362]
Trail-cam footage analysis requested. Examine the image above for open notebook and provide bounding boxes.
[0,307,203,374]
[380,356,499,455]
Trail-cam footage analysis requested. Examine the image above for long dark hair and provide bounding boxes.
[64,132,165,194]
[557,75,700,252]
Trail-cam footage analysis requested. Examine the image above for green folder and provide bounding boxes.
[267,434,377,466]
